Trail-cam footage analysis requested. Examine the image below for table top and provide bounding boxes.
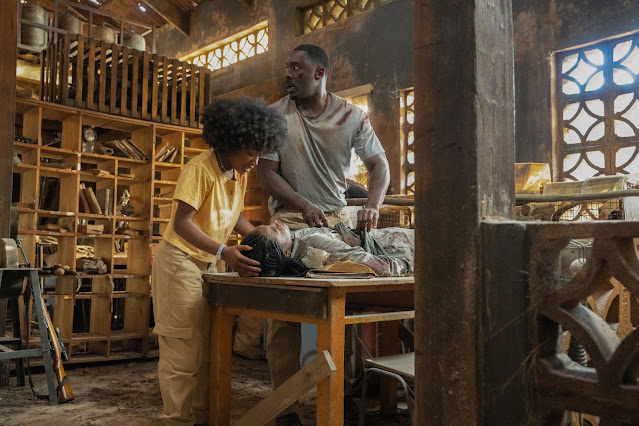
[203,272,414,288]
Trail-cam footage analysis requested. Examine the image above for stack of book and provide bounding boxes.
[154,143,181,163]
[79,183,112,215]
[102,139,149,160]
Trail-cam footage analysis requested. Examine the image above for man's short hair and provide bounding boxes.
[293,44,330,74]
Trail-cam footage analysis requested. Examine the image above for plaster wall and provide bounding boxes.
[155,0,413,193]
[513,0,639,168]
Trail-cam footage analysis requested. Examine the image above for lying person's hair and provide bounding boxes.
[242,231,309,277]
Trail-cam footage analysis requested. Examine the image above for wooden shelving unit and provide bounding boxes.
[13,97,269,363]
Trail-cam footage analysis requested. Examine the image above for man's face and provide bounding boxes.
[285,50,322,101]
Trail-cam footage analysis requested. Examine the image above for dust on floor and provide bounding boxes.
[0,356,409,425]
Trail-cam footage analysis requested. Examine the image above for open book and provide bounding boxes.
[306,261,376,279]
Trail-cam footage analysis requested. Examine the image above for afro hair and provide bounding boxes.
[200,96,287,155]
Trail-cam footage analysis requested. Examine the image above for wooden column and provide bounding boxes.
[413,0,515,424]
[0,0,17,386]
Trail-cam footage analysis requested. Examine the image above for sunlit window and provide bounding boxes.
[181,22,268,72]
[555,31,639,181]
[344,94,370,188]
[401,88,414,194]
[299,0,391,34]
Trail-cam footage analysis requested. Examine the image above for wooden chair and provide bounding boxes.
[358,352,415,426]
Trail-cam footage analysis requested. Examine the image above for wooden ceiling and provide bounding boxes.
[47,0,204,35]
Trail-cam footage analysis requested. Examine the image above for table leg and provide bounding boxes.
[380,320,400,417]
[316,288,345,425]
[210,306,233,426]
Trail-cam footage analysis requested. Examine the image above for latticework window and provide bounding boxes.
[401,88,415,194]
[555,31,639,181]
[182,23,268,72]
[299,0,391,34]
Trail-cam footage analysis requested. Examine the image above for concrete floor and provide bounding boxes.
[0,356,411,425]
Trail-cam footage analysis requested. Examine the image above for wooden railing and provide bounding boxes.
[527,221,639,424]
[41,34,211,128]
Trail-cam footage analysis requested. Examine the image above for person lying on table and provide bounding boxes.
[241,220,414,277]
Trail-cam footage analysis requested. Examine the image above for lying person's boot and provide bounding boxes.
[275,412,302,426]
[344,395,359,424]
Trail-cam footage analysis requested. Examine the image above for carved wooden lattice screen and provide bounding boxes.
[299,0,391,34]
[529,222,639,424]
[401,88,415,194]
[555,32,639,181]
[184,23,268,72]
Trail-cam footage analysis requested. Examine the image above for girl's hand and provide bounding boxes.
[221,245,261,277]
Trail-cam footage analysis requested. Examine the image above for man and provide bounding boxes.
[256,44,390,425]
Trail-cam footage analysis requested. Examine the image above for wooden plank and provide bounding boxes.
[185,62,192,126]
[198,66,205,125]
[98,41,108,113]
[52,38,59,102]
[170,59,178,125]
[209,283,327,318]
[110,43,119,114]
[235,350,336,426]
[61,34,71,104]
[316,288,346,425]
[142,51,149,119]
[344,310,415,325]
[120,46,129,115]
[75,35,85,108]
[203,272,414,288]
[209,308,233,426]
[0,0,17,384]
[143,0,190,36]
[379,320,400,416]
[87,37,96,110]
[131,49,140,118]
[161,56,169,123]
[40,44,46,101]
[151,54,159,121]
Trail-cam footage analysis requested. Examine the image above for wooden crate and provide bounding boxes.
[41,34,211,128]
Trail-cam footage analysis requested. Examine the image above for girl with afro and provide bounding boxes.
[151,97,286,424]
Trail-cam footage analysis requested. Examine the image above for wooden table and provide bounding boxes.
[204,272,415,426]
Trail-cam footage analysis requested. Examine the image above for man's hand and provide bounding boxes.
[301,203,329,227]
[221,245,261,277]
[356,207,379,232]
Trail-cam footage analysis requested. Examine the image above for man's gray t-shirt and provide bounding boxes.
[263,94,385,214]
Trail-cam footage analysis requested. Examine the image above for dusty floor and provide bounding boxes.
[0,356,410,425]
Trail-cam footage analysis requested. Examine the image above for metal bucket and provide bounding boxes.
[20,3,48,50]
[93,23,116,43]
[58,12,82,35]
[122,30,145,51]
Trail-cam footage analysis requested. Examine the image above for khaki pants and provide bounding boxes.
[266,208,351,415]
[152,240,215,425]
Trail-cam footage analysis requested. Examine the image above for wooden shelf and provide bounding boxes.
[153,196,173,204]
[154,161,181,169]
[12,98,265,365]
[183,147,206,156]
[154,179,177,187]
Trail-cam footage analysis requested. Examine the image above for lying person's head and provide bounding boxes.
[242,220,308,277]
[200,97,286,174]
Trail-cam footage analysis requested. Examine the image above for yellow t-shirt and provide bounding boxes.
[163,150,247,263]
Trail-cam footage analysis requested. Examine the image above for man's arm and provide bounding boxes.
[357,153,390,231]
[257,159,329,227]
[233,213,256,236]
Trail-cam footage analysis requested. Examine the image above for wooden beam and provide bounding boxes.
[0,0,17,386]
[235,350,336,426]
[413,0,515,424]
[142,0,189,36]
